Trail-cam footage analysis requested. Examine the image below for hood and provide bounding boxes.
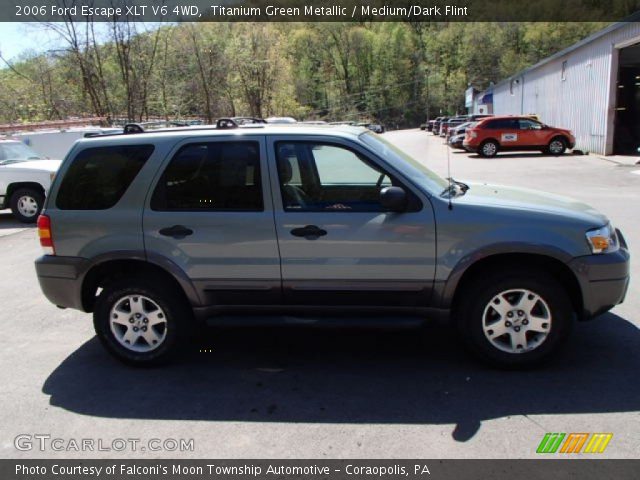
[455,181,608,226]
[0,159,62,172]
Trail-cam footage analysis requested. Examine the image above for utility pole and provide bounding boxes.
[425,68,430,121]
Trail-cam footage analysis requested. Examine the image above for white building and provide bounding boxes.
[473,21,640,155]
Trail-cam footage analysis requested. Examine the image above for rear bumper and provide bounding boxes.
[35,255,89,311]
[568,234,630,319]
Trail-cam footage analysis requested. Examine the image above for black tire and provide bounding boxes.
[547,137,567,156]
[93,277,193,366]
[454,269,573,368]
[10,187,44,223]
[479,140,499,158]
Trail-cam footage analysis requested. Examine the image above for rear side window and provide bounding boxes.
[151,141,262,211]
[484,119,518,129]
[56,145,154,210]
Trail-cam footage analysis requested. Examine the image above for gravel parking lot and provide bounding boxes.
[0,129,638,459]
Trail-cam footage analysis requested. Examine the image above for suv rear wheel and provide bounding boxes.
[10,187,44,223]
[93,277,192,366]
[455,269,572,368]
[479,140,499,158]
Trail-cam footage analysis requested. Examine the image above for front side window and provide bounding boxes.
[57,145,154,210]
[276,142,400,212]
[519,119,542,130]
[151,141,262,211]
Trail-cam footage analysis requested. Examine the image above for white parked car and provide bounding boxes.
[16,127,121,159]
[0,140,61,223]
[265,116,297,124]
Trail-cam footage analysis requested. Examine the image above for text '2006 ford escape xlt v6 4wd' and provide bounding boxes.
[34,124,630,367]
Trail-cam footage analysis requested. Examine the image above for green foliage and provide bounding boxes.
[0,21,606,126]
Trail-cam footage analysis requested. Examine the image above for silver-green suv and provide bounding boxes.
[35,124,630,367]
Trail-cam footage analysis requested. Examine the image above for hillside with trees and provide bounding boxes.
[0,22,606,127]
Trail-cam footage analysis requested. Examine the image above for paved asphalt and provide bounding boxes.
[0,130,638,459]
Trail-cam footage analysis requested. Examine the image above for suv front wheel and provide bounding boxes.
[456,269,572,368]
[93,277,192,366]
[546,137,567,156]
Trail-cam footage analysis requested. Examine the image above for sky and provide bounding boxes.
[0,23,61,61]
[0,22,163,63]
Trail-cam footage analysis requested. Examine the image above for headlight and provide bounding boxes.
[586,223,619,254]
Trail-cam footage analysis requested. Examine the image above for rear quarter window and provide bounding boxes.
[56,145,154,210]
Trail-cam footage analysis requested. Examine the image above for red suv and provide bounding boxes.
[463,116,575,158]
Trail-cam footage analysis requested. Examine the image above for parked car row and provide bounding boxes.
[424,113,575,158]
[431,114,493,137]
[448,121,477,149]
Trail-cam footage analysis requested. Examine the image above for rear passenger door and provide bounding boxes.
[143,136,281,306]
[488,118,520,146]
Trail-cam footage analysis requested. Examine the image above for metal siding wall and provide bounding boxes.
[491,23,640,155]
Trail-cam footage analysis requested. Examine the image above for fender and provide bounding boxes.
[435,241,575,309]
[80,250,202,309]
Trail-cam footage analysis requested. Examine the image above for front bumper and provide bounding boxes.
[35,255,90,311]
[568,232,630,319]
[462,141,478,152]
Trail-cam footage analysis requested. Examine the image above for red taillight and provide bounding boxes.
[37,214,55,255]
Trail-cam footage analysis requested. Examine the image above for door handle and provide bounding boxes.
[290,225,327,240]
[159,225,193,239]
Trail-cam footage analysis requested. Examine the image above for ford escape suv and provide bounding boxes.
[35,124,629,367]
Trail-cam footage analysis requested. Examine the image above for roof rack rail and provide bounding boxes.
[80,117,270,140]
[216,117,267,129]
[216,118,239,129]
[123,123,145,134]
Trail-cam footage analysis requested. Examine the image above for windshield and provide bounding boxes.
[0,142,44,165]
[360,132,448,192]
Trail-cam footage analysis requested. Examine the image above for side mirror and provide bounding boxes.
[380,186,407,212]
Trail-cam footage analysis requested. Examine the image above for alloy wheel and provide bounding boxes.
[549,140,564,154]
[482,288,552,354]
[482,142,497,156]
[109,295,168,353]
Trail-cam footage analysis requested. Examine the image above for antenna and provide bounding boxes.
[446,133,453,210]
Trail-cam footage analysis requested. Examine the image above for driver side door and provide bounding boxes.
[518,118,547,147]
[267,137,436,308]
